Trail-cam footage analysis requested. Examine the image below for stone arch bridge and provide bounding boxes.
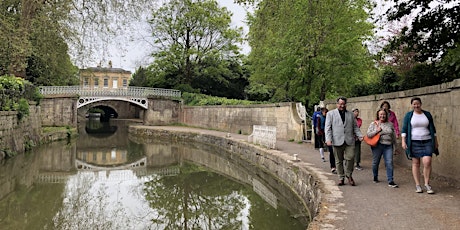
[39,86,182,126]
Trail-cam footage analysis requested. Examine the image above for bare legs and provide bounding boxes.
[411,156,432,186]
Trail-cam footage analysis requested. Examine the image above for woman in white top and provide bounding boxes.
[401,97,438,194]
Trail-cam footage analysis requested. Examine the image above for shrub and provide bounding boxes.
[16,98,29,120]
[182,92,266,106]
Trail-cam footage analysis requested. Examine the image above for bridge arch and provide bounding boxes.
[78,100,145,121]
[77,97,148,109]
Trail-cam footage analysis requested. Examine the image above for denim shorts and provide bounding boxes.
[410,139,433,158]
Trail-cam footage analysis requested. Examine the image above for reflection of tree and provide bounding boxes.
[143,163,246,229]
[86,119,104,130]
[52,172,131,229]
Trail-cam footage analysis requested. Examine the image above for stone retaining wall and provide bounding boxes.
[180,102,305,141]
[0,103,41,160]
[40,95,78,127]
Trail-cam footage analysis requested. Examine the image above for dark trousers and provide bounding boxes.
[329,146,335,169]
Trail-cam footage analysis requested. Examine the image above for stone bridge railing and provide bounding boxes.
[39,86,181,98]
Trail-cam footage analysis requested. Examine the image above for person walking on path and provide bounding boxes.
[325,96,363,186]
[316,108,327,162]
[380,101,400,138]
[367,108,398,187]
[352,108,363,170]
[312,107,322,149]
[317,108,336,173]
[401,97,438,194]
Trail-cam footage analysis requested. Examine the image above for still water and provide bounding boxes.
[0,120,308,230]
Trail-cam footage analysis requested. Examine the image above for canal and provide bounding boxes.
[0,119,308,229]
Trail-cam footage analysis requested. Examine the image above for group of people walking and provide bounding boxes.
[313,96,438,193]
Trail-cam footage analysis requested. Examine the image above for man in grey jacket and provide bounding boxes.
[325,96,363,186]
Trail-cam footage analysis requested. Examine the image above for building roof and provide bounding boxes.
[80,67,132,74]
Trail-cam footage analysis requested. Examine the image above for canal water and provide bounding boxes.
[0,120,308,229]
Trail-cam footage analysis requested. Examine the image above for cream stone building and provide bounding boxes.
[79,61,132,89]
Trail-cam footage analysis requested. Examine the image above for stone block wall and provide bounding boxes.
[143,97,181,125]
[0,103,42,159]
[40,95,78,127]
[324,79,460,184]
[180,102,304,141]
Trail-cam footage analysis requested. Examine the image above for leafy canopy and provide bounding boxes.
[247,0,375,107]
[139,0,247,98]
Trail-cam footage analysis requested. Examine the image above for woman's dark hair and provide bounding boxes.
[411,97,422,104]
[380,101,391,109]
[375,108,388,122]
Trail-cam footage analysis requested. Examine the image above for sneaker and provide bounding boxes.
[331,168,337,174]
[355,165,363,170]
[425,184,435,194]
[388,181,399,188]
[373,176,379,183]
[415,185,423,193]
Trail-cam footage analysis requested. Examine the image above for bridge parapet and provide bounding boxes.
[39,86,181,98]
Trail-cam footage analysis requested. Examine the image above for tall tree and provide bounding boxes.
[146,0,243,91]
[247,0,375,107]
[0,0,156,78]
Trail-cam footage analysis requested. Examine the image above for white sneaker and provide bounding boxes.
[415,185,423,193]
[425,184,435,194]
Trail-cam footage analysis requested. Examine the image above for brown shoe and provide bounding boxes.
[347,176,356,186]
[338,179,345,186]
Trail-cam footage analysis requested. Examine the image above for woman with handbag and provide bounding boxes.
[366,108,398,187]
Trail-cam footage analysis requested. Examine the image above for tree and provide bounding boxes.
[0,0,156,79]
[146,0,244,92]
[129,66,151,87]
[385,0,460,63]
[247,0,375,107]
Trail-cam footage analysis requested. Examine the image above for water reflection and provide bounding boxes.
[0,120,308,229]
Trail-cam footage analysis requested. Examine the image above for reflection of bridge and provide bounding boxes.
[35,163,181,184]
[75,158,147,171]
[39,86,181,109]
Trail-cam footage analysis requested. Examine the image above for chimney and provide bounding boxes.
[108,60,112,68]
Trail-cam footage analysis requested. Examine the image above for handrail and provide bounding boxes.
[39,86,181,98]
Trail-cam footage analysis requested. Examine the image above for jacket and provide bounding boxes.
[401,110,437,159]
[325,109,363,146]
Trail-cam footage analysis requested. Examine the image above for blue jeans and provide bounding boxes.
[371,143,394,182]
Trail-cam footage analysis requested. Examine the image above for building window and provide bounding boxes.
[123,78,128,87]
[103,78,108,88]
[83,77,89,88]
[94,78,99,88]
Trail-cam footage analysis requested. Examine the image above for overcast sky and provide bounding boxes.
[102,1,252,73]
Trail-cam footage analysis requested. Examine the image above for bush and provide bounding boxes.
[0,75,40,120]
[182,92,265,106]
[16,98,29,120]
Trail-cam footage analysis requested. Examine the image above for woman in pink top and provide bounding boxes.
[380,101,400,138]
